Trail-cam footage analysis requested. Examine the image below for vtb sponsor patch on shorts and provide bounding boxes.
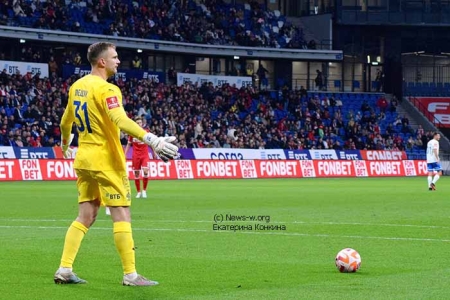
[106,96,120,110]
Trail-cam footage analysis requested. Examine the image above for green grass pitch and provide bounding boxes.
[1,177,450,300]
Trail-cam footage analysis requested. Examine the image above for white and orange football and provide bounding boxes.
[335,248,361,273]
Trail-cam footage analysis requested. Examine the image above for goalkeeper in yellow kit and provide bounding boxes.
[54,42,178,286]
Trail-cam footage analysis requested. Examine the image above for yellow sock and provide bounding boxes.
[113,222,136,275]
[60,221,88,268]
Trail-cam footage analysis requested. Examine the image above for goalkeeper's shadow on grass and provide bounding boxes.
[53,279,164,299]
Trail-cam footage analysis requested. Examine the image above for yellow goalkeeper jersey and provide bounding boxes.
[60,74,147,171]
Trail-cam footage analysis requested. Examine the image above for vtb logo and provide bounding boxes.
[106,193,121,200]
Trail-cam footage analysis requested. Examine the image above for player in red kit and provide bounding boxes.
[124,117,153,198]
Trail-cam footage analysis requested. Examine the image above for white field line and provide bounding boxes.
[0,225,450,243]
[0,219,449,230]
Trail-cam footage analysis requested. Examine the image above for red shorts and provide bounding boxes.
[132,156,149,170]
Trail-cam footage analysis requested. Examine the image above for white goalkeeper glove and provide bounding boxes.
[61,133,74,159]
[142,133,179,162]
[62,145,73,159]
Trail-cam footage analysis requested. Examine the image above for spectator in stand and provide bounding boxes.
[416,124,424,136]
[315,70,323,91]
[406,136,414,150]
[401,115,409,126]
[168,67,176,84]
[0,69,8,85]
[257,64,269,88]
[13,104,25,124]
[43,136,56,147]
[375,69,384,92]
[414,134,423,148]
[13,134,23,147]
[13,0,26,17]
[307,40,317,49]
[361,100,371,113]
[376,96,388,113]
[73,53,82,65]
[393,115,402,126]
[132,56,142,69]
[33,16,47,29]
[390,96,398,113]
[400,115,411,134]
[71,21,81,32]
[48,56,58,75]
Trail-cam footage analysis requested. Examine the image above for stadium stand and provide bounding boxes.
[0,0,431,160]
[0,70,429,159]
[404,81,450,97]
[2,0,305,49]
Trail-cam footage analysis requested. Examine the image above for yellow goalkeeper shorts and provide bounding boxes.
[75,169,131,207]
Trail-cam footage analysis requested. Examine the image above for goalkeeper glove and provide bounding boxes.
[61,144,73,159]
[142,133,179,162]
[61,134,74,159]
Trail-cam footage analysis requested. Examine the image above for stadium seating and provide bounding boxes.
[0,69,430,159]
[5,0,304,49]
[404,81,450,96]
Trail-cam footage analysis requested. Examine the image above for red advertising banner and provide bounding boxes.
[0,159,428,181]
[360,150,407,160]
[413,97,450,127]
[0,160,17,180]
[53,147,64,159]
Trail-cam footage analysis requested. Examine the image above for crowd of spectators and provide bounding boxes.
[0,0,310,49]
[0,67,434,155]
[0,1,432,157]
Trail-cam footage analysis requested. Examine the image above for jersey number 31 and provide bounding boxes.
[74,101,93,133]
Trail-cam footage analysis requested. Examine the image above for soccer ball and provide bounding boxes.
[335,248,361,273]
